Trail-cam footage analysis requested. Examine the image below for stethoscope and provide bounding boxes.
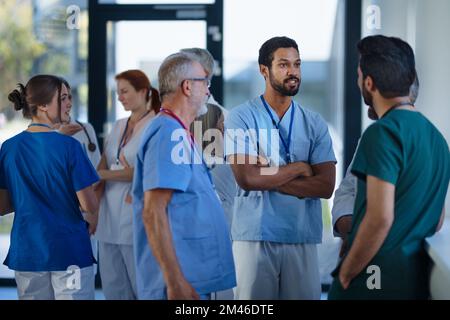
[75,120,97,152]
[28,119,97,152]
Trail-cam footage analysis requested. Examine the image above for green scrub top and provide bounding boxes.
[329,110,450,300]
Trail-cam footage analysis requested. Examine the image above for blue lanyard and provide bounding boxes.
[116,111,149,164]
[28,123,53,129]
[116,118,130,164]
[260,95,295,163]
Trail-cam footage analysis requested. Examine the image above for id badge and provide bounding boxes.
[110,162,124,170]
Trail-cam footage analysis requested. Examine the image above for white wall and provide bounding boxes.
[362,0,415,41]
[415,0,450,214]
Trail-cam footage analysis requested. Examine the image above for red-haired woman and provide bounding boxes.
[95,70,160,299]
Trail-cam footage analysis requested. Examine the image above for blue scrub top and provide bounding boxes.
[0,131,99,271]
[224,97,336,244]
[132,114,236,299]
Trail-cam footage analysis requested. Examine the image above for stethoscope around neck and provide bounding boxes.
[27,120,97,152]
[75,120,97,152]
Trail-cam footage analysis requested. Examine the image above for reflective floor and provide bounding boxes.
[0,287,105,300]
[0,288,326,300]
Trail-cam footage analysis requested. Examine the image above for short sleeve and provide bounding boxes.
[331,164,357,236]
[0,145,6,189]
[351,123,402,185]
[310,113,337,165]
[142,123,192,192]
[70,139,100,191]
[224,109,258,159]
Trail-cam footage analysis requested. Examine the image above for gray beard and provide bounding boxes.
[197,103,208,117]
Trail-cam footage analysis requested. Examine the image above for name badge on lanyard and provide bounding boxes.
[110,162,124,171]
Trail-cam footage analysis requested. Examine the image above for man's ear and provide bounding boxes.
[180,79,192,97]
[260,65,269,80]
[364,75,376,93]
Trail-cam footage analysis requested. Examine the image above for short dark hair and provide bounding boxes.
[357,35,416,98]
[258,36,299,68]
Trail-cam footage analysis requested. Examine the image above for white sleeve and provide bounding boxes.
[331,163,357,236]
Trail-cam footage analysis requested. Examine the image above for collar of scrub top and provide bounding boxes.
[260,95,295,164]
[380,101,415,119]
[116,110,150,165]
[28,123,54,130]
[159,107,213,184]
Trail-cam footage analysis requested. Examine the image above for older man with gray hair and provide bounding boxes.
[180,47,236,300]
[131,52,236,300]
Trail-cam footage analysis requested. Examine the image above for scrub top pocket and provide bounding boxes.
[177,236,221,283]
[231,192,264,239]
[291,139,311,163]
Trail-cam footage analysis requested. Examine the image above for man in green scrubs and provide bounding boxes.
[328,35,450,299]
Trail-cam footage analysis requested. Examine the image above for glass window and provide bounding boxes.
[0,0,88,279]
[106,20,206,127]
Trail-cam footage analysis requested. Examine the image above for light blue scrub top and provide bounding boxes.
[132,114,236,299]
[224,97,336,244]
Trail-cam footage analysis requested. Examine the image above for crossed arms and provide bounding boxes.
[142,155,335,300]
[227,154,335,199]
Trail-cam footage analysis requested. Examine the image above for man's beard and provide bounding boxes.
[362,86,378,120]
[269,70,300,97]
[367,107,378,120]
[197,103,208,117]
